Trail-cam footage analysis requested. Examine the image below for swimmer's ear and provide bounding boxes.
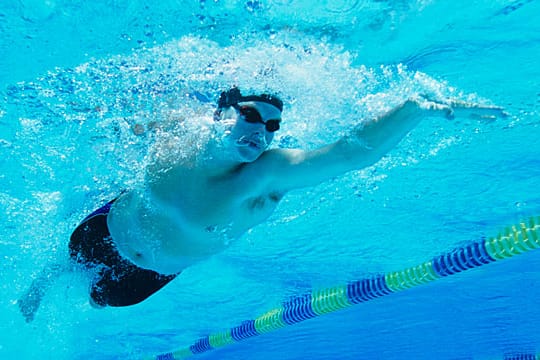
[213,109,222,122]
[214,106,236,122]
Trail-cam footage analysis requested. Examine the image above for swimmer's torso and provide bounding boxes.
[106,160,283,275]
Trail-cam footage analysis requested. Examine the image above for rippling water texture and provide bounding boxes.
[1,1,540,359]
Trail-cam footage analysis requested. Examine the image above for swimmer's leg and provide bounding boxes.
[18,262,67,323]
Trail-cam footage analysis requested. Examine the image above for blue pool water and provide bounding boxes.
[1,1,540,359]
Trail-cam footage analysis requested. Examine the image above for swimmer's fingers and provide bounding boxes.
[414,95,508,120]
[447,101,509,120]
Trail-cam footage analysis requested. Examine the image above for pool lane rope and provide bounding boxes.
[145,216,540,360]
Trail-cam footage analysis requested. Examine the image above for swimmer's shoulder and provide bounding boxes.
[240,148,306,188]
[257,148,306,168]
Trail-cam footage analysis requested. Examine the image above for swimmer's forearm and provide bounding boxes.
[342,96,507,166]
[268,101,429,190]
[339,100,425,169]
[269,98,505,191]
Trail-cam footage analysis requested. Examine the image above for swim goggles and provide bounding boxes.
[215,87,283,133]
[233,104,281,133]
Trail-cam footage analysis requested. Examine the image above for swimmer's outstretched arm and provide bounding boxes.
[263,98,507,191]
[18,261,67,323]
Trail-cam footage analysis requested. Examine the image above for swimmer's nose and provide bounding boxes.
[251,132,264,141]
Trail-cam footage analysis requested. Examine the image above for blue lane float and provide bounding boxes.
[347,275,392,304]
[145,216,540,360]
[432,240,495,276]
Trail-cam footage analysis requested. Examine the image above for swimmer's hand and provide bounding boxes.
[413,95,508,120]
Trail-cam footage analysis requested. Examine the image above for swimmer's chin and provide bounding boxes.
[235,144,265,162]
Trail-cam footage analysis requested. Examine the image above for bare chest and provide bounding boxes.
[184,189,283,235]
[109,170,283,273]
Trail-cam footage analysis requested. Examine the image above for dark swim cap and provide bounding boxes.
[216,87,283,112]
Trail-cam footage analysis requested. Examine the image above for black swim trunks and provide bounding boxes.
[68,198,178,307]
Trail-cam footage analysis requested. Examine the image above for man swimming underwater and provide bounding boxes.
[18,87,505,321]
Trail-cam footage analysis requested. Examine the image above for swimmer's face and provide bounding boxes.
[221,101,282,162]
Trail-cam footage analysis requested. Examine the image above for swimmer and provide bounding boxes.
[18,87,506,322]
